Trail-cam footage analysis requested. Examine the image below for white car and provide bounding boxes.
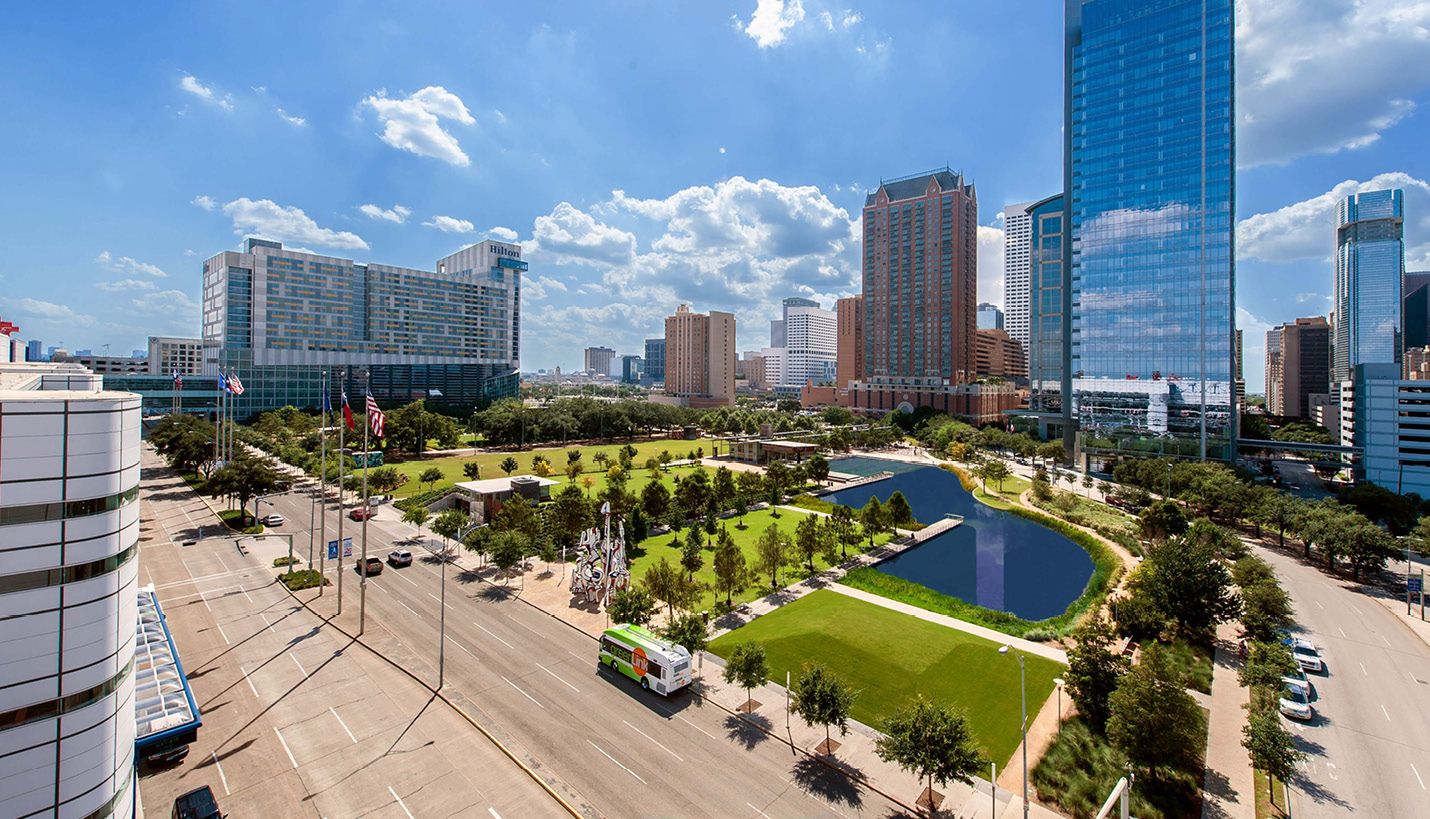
[1291,639,1323,672]
[1281,675,1312,700]
[263,513,284,527]
[1280,683,1314,721]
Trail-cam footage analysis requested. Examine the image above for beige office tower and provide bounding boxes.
[663,305,736,408]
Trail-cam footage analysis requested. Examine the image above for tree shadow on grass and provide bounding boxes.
[724,711,773,751]
[788,754,866,811]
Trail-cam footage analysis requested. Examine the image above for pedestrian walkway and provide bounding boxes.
[1200,619,1254,819]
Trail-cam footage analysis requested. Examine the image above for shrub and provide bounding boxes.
[280,570,327,590]
[273,556,299,567]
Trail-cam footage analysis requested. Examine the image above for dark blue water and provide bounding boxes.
[827,457,1094,621]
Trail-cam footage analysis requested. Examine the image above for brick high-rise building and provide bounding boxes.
[975,329,1028,381]
[663,304,735,407]
[1266,317,1330,418]
[836,295,863,388]
[862,168,977,384]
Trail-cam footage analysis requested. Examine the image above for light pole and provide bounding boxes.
[1000,644,1029,819]
[1053,677,1065,733]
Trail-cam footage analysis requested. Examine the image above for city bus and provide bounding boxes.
[599,624,693,695]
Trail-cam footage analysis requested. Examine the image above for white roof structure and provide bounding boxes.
[454,475,561,495]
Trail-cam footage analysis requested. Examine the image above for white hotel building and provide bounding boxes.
[0,362,142,819]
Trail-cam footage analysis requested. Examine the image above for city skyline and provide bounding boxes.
[2,3,1429,391]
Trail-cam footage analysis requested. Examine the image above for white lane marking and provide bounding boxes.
[198,588,213,615]
[398,601,421,618]
[489,809,503,819]
[1413,763,1427,790]
[653,703,721,740]
[155,568,254,589]
[780,776,851,818]
[1338,627,1346,637]
[1381,634,1392,647]
[258,612,277,634]
[391,568,419,587]
[290,652,308,679]
[389,786,416,819]
[274,726,298,769]
[1351,604,1363,615]
[215,622,230,645]
[474,622,514,648]
[1316,601,1325,609]
[214,553,231,573]
[1327,762,1337,780]
[1360,663,1368,676]
[623,719,684,761]
[330,707,356,743]
[428,592,453,609]
[587,740,647,784]
[370,581,387,593]
[542,665,581,692]
[239,666,259,698]
[241,586,254,603]
[747,802,773,819]
[503,676,544,708]
[446,635,474,655]
[211,752,230,795]
[1383,704,1392,722]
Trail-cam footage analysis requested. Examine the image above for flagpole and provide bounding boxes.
[214,371,222,470]
[318,370,328,597]
[337,369,346,616]
[359,370,370,636]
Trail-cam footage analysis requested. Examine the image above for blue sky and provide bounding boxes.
[1,1,1428,393]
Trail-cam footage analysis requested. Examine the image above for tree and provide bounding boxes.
[430,507,468,549]
[660,613,709,655]
[1243,708,1305,808]
[419,466,445,491]
[1129,525,1241,637]
[827,504,859,557]
[1106,652,1205,777]
[807,453,830,486]
[533,460,553,478]
[792,512,825,573]
[722,641,769,713]
[402,505,432,542]
[548,483,594,553]
[977,459,1011,494]
[712,466,737,514]
[754,523,793,588]
[489,530,529,584]
[1031,472,1053,503]
[712,527,750,605]
[736,469,766,506]
[641,479,672,522]
[564,460,583,482]
[1064,616,1128,734]
[499,456,519,476]
[860,497,888,546]
[642,557,692,616]
[206,455,284,528]
[1036,440,1066,467]
[1082,474,1094,496]
[680,533,704,581]
[885,491,914,528]
[1257,491,1300,548]
[462,461,482,481]
[492,496,542,542]
[1139,499,1189,543]
[607,587,657,627]
[766,460,790,501]
[791,662,858,751]
[369,465,401,494]
[1240,579,1295,643]
[875,695,989,815]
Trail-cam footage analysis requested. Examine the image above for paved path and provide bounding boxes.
[1200,619,1254,819]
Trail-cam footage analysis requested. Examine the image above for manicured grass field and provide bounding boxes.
[708,590,1061,767]
[630,507,894,613]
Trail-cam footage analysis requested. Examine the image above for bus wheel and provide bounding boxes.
[641,677,650,691]
[611,659,620,673]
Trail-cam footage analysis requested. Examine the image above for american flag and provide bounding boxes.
[366,392,384,438]
[227,374,244,395]
[172,370,182,390]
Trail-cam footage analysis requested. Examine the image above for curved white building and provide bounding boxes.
[0,363,141,819]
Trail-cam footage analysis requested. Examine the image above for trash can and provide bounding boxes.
[701,610,709,624]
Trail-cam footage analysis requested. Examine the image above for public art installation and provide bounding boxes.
[570,502,630,606]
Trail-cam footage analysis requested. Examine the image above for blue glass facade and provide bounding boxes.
[1334,189,1404,382]
[644,338,666,381]
[1027,194,1066,411]
[1066,0,1236,463]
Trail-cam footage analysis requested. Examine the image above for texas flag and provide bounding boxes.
[341,389,356,431]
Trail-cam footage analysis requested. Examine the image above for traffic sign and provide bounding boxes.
[327,538,353,559]
[1409,576,1423,593]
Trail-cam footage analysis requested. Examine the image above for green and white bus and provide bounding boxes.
[599,624,693,695]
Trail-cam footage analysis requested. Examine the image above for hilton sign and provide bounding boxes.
[489,244,521,259]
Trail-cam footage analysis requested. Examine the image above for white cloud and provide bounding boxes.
[977,225,1006,308]
[1237,0,1430,166]
[95,279,159,293]
[0,297,97,327]
[742,0,805,48]
[179,74,232,111]
[423,215,475,233]
[531,202,639,267]
[220,198,370,250]
[360,86,475,166]
[276,108,306,127]
[489,226,519,242]
[127,290,199,322]
[1237,172,1430,267]
[359,203,412,224]
[95,251,167,278]
[191,195,216,211]
[1296,292,1331,304]
[493,109,508,125]
[184,250,198,257]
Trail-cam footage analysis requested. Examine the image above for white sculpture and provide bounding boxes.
[569,502,630,606]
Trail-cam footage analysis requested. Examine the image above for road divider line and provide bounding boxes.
[1381,634,1392,646]
[241,587,254,603]
[1316,601,1324,609]
[274,726,298,769]
[211,752,230,795]
[215,622,230,645]
[330,707,356,743]
[542,665,580,692]
[587,740,647,784]
[239,666,258,698]
[1413,763,1426,790]
[446,635,474,655]
[623,719,684,761]
[258,612,276,634]
[214,554,230,573]
[391,569,419,587]
[428,592,453,610]
[747,801,773,819]
[388,786,416,819]
[1382,704,1392,722]
[488,809,502,819]
[398,600,422,618]
[474,622,514,648]
[657,705,720,741]
[1338,627,1346,637]
[1360,662,1368,676]
[290,652,308,679]
[503,676,544,708]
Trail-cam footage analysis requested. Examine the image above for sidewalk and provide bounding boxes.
[1199,619,1254,819]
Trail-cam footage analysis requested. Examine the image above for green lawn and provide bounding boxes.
[631,506,894,613]
[708,590,1061,767]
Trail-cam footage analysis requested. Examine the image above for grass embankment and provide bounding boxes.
[280,570,328,590]
[1254,769,1291,818]
[630,506,896,613]
[1032,717,1204,819]
[218,508,264,535]
[708,590,1060,767]
[1148,638,1214,695]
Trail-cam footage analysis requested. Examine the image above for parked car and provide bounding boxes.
[172,785,223,819]
[1291,639,1324,673]
[356,556,383,576]
[263,513,284,527]
[348,507,374,521]
[388,549,413,567]
[1281,675,1312,700]
[1279,683,1314,721]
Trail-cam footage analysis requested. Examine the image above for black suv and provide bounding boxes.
[172,786,223,819]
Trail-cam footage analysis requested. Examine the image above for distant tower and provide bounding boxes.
[1333,189,1405,382]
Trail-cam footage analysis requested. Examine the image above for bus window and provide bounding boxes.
[647,658,665,679]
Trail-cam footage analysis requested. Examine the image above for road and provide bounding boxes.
[250,482,915,819]
[1272,460,1332,501]
[1257,544,1430,817]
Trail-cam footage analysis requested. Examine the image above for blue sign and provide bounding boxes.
[1409,576,1423,593]
[327,538,354,560]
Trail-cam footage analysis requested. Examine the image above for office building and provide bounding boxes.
[643,338,666,382]
[1265,317,1331,418]
[1342,363,1430,496]
[769,296,819,349]
[759,347,786,390]
[147,336,203,377]
[737,352,768,390]
[975,329,1028,381]
[1003,202,1034,350]
[1402,271,1430,351]
[584,346,616,376]
[863,168,978,384]
[52,353,148,375]
[835,295,864,389]
[661,304,736,408]
[7,337,23,364]
[619,354,643,384]
[1333,189,1404,381]
[202,237,522,414]
[1066,0,1236,465]
[0,362,141,819]
[977,303,1004,331]
[779,300,836,387]
[26,339,43,362]
[1026,194,1066,419]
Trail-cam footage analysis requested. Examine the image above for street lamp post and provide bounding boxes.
[1053,677,1065,733]
[1000,645,1029,819]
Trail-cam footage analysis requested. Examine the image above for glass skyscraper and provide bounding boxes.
[1027,194,1066,415]
[1333,188,1404,382]
[1065,0,1236,465]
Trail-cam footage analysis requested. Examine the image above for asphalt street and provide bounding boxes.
[1258,544,1430,817]
[252,484,916,819]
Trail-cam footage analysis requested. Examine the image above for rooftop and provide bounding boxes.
[455,475,562,495]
